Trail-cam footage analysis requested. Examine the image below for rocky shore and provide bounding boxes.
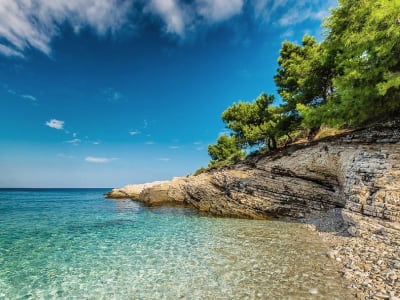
[107,120,400,299]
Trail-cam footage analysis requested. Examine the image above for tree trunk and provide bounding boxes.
[268,137,277,150]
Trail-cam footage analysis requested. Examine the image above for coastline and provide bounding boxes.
[300,210,399,299]
[107,120,400,299]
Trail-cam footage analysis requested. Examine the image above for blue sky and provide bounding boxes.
[0,0,336,188]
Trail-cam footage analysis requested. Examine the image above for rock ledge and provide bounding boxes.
[107,121,400,299]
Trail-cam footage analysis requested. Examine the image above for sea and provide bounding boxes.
[0,188,352,299]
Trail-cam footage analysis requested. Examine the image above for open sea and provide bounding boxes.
[0,188,352,299]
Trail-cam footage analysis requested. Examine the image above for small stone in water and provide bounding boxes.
[309,288,318,295]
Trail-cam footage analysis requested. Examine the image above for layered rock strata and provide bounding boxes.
[107,120,400,236]
[107,120,400,299]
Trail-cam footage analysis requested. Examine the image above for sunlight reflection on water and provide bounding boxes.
[0,189,352,299]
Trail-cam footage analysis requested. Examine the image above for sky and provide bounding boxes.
[0,0,337,188]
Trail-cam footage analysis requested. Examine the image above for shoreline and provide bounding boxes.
[299,209,399,299]
[107,121,400,299]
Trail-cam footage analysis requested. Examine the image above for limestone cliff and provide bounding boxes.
[107,120,400,237]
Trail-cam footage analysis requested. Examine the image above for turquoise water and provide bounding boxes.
[0,189,351,299]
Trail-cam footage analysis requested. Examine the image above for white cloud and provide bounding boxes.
[0,0,133,57]
[21,94,37,101]
[196,0,243,22]
[93,141,100,145]
[252,0,334,27]
[281,29,294,39]
[169,145,180,149]
[57,153,75,159]
[146,0,244,35]
[278,1,335,27]
[145,141,155,145]
[129,130,141,135]
[146,0,188,35]
[66,138,81,145]
[0,44,24,57]
[0,0,336,57]
[45,119,64,130]
[158,157,171,162]
[85,156,118,163]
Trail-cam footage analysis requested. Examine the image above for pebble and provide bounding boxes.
[301,210,400,300]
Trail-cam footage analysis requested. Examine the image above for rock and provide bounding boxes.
[356,292,366,299]
[309,288,318,295]
[108,121,400,229]
[363,263,372,272]
[106,178,187,205]
[374,292,390,299]
[327,250,337,259]
[106,120,400,298]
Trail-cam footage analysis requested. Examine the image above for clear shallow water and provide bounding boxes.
[0,189,351,299]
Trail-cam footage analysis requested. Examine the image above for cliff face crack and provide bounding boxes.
[271,165,337,192]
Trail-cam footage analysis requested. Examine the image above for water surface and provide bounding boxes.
[0,189,351,299]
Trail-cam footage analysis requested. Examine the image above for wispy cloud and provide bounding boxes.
[145,141,155,145]
[6,88,16,95]
[252,0,335,28]
[279,8,323,27]
[85,156,118,163]
[66,138,81,146]
[196,0,243,22]
[169,145,180,149]
[129,130,141,136]
[57,153,75,159]
[21,94,37,101]
[0,0,336,58]
[0,44,24,58]
[158,157,171,162]
[193,141,205,151]
[103,88,124,102]
[45,119,64,130]
[0,0,133,58]
[281,29,294,39]
[146,0,188,36]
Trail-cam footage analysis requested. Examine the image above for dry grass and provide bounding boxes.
[313,125,350,141]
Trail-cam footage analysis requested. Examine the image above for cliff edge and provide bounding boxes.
[107,120,400,237]
[107,120,400,298]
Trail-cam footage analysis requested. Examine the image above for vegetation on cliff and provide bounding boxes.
[207,0,400,167]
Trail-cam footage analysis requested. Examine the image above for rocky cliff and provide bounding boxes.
[107,120,400,237]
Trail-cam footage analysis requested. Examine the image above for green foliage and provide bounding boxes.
[275,35,334,112]
[206,0,400,167]
[221,93,286,150]
[303,0,400,126]
[331,0,400,124]
[276,0,400,128]
[207,134,245,168]
[194,167,207,176]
